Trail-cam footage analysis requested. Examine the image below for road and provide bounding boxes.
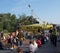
[0,36,60,53]
[36,41,60,53]
[23,36,60,53]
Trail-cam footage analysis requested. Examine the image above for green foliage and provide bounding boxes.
[0,13,39,32]
[0,22,3,32]
[0,13,17,32]
[18,15,39,25]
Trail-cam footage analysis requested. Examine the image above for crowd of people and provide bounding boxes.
[28,25,58,53]
[0,25,59,53]
[0,30,25,50]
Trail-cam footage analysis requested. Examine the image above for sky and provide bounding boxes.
[0,0,60,24]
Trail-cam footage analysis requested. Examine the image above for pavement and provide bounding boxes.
[0,36,60,53]
[22,40,60,53]
[36,41,60,53]
[0,42,60,53]
[22,36,60,53]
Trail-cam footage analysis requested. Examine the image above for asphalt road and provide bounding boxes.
[0,42,60,53]
[22,36,60,53]
[0,36,60,53]
[36,42,60,53]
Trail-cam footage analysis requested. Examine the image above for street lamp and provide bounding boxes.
[28,4,34,16]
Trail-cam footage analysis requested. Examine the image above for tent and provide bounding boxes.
[20,24,53,31]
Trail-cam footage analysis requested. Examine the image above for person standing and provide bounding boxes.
[29,41,37,53]
[49,27,53,44]
[33,40,38,50]
[0,41,3,50]
[36,38,42,48]
[17,32,24,47]
[52,25,57,47]
[12,36,18,47]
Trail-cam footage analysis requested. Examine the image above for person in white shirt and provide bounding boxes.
[33,40,38,50]
[29,41,37,53]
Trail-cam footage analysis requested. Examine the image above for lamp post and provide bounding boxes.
[28,4,34,16]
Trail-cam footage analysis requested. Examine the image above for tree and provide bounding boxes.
[0,13,18,32]
[18,14,26,25]
[0,13,39,32]
[0,22,3,32]
[18,15,39,25]
[8,14,17,32]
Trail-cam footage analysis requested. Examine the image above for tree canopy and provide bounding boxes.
[0,13,39,32]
